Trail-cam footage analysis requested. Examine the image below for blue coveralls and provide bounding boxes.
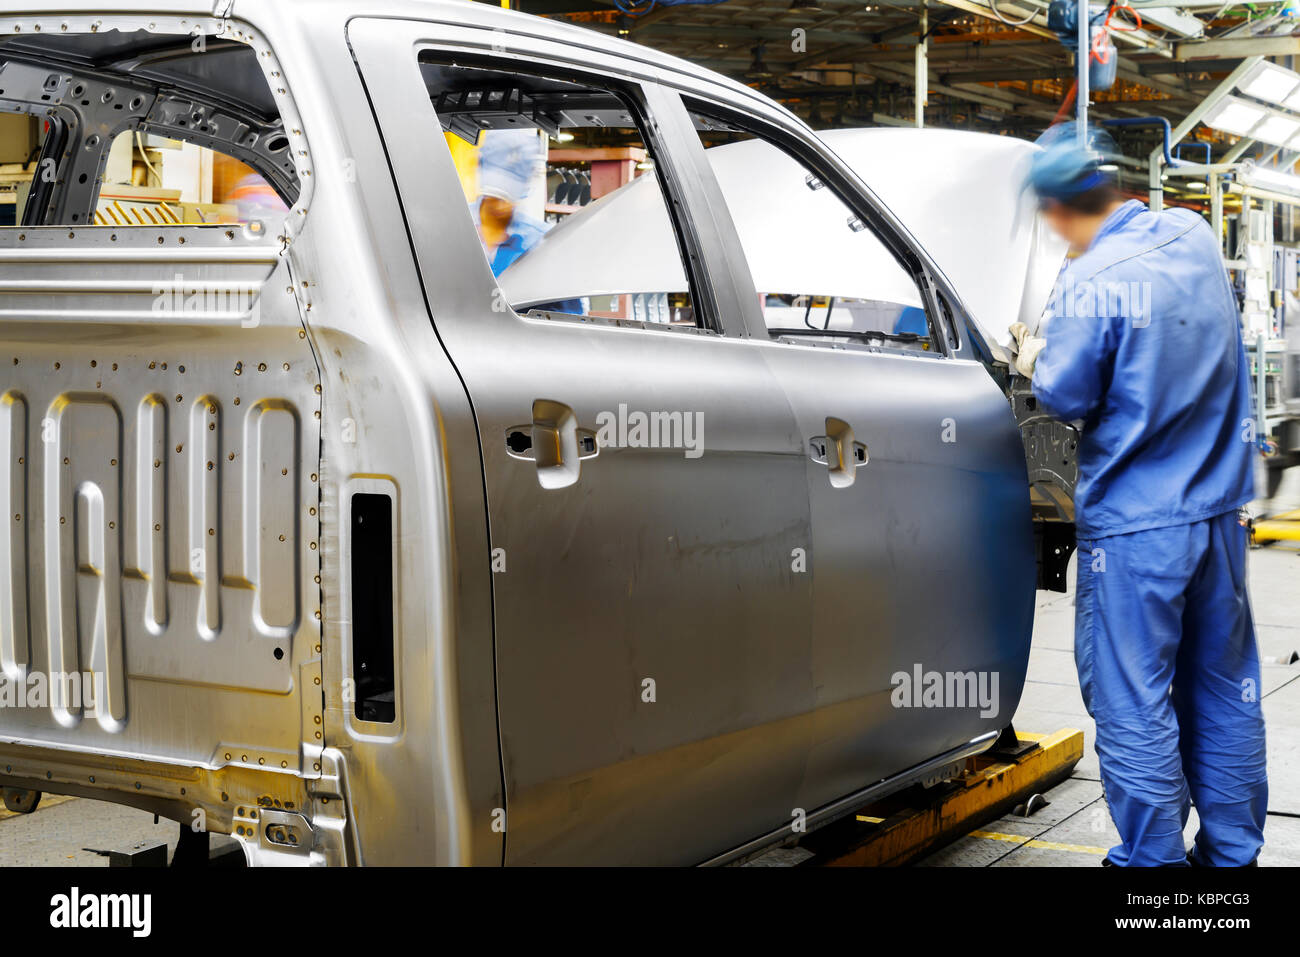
[1033,200,1266,867]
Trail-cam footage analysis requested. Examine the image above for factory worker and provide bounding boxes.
[474,128,549,277]
[1010,123,1265,867]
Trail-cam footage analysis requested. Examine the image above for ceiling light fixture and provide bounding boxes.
[1236,60,1300,106]
[1202,95,1269,138]
[1239,161,1300,195]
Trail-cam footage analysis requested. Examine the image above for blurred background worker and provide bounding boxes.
[473,128,548,277]
[1011,123,1267,868]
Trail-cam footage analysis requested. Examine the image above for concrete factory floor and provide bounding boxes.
[2,503,1298,867]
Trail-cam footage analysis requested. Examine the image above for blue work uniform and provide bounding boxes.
[1033,200,1266,867]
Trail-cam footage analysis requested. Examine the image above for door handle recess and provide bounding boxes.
[809,416,868,489]
[505,399,598,490]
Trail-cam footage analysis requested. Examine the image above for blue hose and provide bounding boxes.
[1101,116,1186,167]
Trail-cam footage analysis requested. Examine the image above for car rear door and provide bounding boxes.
[350,19,817,865]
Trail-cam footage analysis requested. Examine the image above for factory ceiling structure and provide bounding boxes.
[516,0,1300,201]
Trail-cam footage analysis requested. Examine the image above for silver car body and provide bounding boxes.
[0,0,1040,865]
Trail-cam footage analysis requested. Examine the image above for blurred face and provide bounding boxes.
[1041,199,1100,254]
[480,195,516,229]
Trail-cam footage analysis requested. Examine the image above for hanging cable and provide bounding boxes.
[988,0,1039,28]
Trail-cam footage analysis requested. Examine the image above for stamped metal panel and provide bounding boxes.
[0,226,322,774]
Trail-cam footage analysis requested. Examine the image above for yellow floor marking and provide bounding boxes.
[969,828,1109,856]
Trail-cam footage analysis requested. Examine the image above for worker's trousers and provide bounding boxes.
[1075,509,1268,867]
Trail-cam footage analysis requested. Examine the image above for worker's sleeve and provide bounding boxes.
[1031,277,1119,423]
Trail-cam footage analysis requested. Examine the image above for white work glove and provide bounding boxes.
[1008,322,1047,379]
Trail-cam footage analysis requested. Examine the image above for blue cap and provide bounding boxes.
[478,129,545,204]
[1029,121,1118,202]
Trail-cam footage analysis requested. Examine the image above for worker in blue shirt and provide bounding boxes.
[473,129,549,276]
[1011,124,1266,867]
[473,129,583,316]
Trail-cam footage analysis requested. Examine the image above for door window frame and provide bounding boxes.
[669,91,965,357]
[387,41,752,339]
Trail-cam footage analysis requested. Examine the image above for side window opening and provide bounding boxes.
[419,57,703,330]
[96,130,288,227]
[686,104,943,356]
[0,27,299,233]
[0,113,46,226]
